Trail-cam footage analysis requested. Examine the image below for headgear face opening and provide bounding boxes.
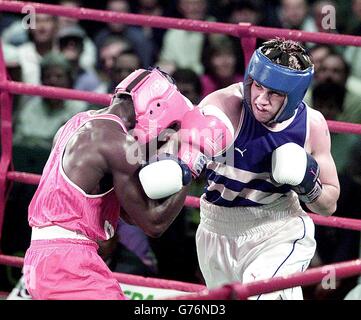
[243,47,314,123]
[114,68,193,144]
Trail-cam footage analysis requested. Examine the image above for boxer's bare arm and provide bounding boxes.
[305,108,340,215]
[103,132,190,237]
[198,83,244,131]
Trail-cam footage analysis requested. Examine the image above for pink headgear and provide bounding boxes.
[114,68,193,144]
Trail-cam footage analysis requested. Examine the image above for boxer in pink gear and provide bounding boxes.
[23,68,192,300]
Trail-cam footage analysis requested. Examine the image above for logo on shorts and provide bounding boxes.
[104,220,115,240]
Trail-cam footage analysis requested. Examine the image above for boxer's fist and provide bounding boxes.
[178,105,235,177]
[271,143,322,203]
[139,153,191,200]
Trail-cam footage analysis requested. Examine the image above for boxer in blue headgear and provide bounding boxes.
[180,38,340,300]
[243,39,314,123]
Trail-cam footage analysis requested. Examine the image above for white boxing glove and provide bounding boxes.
[271,143,322,203]
[139,154,191,200]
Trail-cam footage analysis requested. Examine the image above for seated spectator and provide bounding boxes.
[57,25,101,91]
[17,14,58,86]
[132,0,166,65]
[14,53,89,153]
[172,68,202,105]
[93,0,156,68]
[1,15,29,46]
[200,37,243,98]
[228,0,266,26]
[276,0,317,34]
[308,44,335,83]
[312,82,345,121]
[343,0,361,79]
[312,53,361,122]
[109,49,142,92]
[157,0,215,75]
[95,35,132,93]
[57,0,97,71]
[309,63,361,176]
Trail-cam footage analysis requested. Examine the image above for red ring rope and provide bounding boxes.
[0,254,205,293]
[2,252,360,300]
[167,259,361,300]
[2,1,361,47]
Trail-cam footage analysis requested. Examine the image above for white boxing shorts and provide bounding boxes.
[196,192,316,300]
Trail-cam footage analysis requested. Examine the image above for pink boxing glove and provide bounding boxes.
[178,105,235,177]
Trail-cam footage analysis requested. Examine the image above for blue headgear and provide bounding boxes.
[243,47,314,123]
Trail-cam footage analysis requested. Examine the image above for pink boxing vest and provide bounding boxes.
[28,111,127,241]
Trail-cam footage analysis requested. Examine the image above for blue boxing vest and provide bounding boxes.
[204,99,309,207]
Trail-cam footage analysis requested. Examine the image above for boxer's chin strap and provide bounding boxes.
[267,96,289,125]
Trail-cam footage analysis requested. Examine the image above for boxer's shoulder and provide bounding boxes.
[198,83,244,133]
[307,107,329,143]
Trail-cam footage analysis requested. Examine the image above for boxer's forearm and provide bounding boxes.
[144,184,190,237]
[305,184,339,216]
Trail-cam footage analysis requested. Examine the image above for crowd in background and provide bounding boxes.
[1,0,361,300]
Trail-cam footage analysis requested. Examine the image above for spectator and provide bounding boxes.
[14,13,60,111]
[172,68,202,105]
[343,0,361,79]
[316,53,361,122]
[308,44,335,82]
[57,0,97,71]
[226,1,265,74]
[200,37,243,98]
[312,82,345,121]
[14,53,89,153]
[17,14,58,86]
[306,53,361,175]
[1,14,29,46]
[158,0,215,74]
[133,0,166,63]
[108,49,142,93]
[57,25,101,91]
[95,35,132,93]
[228,0,265,26]
[0,12,18,37]
[277,0,317,32]
[93,0,155,68]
